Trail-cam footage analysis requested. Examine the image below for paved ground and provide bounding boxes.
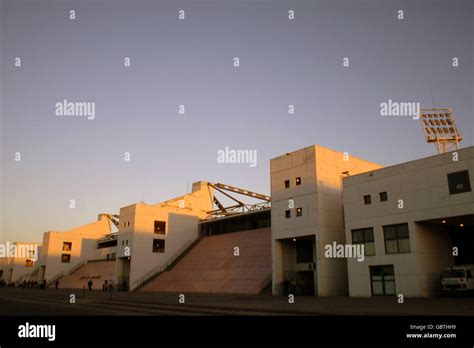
[0,288,472,315]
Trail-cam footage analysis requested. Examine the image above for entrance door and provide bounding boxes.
[117,257,131,291]
[370,265,395,295]
[296,271,315,296]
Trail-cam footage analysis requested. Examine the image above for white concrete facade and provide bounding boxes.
[37,214,113,283]
[271,145,382,296]
[116,181,215,290]
[343,146,474,297]
[0,242,41,283]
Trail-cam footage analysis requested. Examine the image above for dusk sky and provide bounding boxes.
[1,0,473,243]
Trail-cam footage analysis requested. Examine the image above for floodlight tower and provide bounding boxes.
[420,108,462,154]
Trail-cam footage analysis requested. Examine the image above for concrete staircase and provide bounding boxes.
[141,228,271,294]
[56,260,115,289]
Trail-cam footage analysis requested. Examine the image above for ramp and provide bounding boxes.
[141,228,271,294]
[56,260,115,289]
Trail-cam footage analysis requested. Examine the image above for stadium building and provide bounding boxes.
[2,141,473,298]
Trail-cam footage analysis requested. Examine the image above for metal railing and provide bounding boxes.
[130,237,199,291]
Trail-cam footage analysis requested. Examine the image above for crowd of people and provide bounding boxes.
[0,279,48,289]
[0,278,118,291]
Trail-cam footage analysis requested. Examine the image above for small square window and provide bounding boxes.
[296,207,303,217]
[154,221,166,234]
[285,210,291,219]
[379,192,388,202]
[25,259,34,268]
[152,239,165,253]
[61,254,71,263]
[62,242,72,252]
[364,195,371,205]
[284,180,290,188]
[296,177,302,186]
[447,170,471,195]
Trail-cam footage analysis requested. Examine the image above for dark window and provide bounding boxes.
[384,223,410,254]
[25,259,34,268]
[154,221,166,234]
[296,177,302,186]
[370,265,395,295]
[285,210,291,219]
[364,195,371,205]
[62,242,72,252]
[296,239,313,263]
[152,239,165,253]
[352,228,375,256]
[98,239,118,249]
[284,180,290,188]
[447,170,471,195]
[296,207,303,217]
[379,192,388,202]
[127,221,130,227]
[61,254,71,263]
[199,209,270,237]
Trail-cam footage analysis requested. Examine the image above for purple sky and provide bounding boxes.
[1,0,473,243]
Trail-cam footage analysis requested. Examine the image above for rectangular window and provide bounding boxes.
[154,221,166,235]
[370,265,395,295]
[285,210,291,219]
[25,259,34,268]
[296,207,303,217]
[379,192,388,202]
[61,254,71,263]
[284,180,290,188]
[62,242,72,252]
[152,239,165,253]
[447,170,471,195]
[296,177,302,186]
[351,228,375,256]
[364,195,371,205]
[383,223,410,254]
